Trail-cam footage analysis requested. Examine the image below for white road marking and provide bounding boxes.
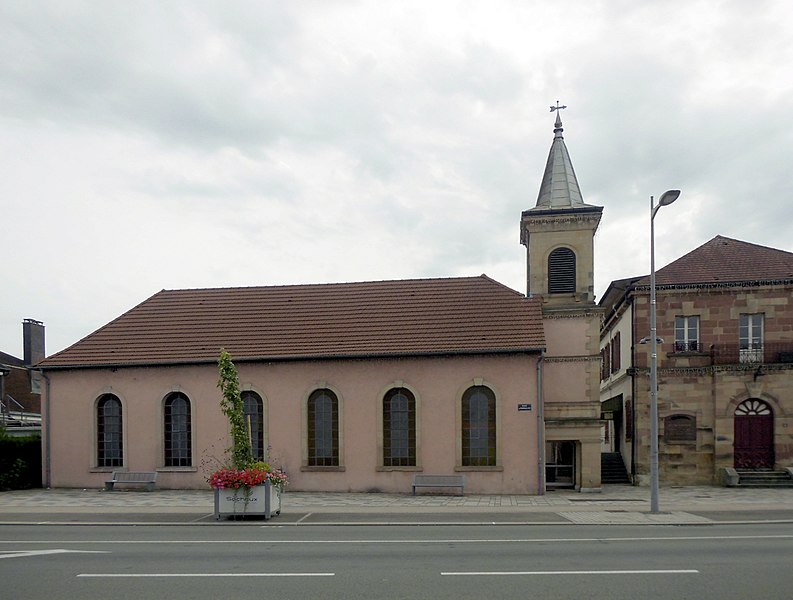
[442,569,699,576]
[77,572,334,578]
[0,549,109,560]
[3,534,793,545]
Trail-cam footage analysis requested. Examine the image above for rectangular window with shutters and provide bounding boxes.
[611,332,621,373]
[601,344,610,381]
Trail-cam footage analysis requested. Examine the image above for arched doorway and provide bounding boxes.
[734,399,774,469]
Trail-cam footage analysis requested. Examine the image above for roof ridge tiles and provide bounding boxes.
[158,274,501,295]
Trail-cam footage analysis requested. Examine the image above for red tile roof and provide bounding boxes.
[635,236,793,287]
[40,275,545,368]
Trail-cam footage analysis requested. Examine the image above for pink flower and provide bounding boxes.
[208,465,288,490]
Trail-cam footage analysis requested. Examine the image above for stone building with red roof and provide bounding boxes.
[600,236,793,486]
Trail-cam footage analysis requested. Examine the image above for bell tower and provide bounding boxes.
[520,104,602,307]
[522,104,604,492]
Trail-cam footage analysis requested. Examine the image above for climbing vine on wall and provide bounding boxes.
[217,349,253,470]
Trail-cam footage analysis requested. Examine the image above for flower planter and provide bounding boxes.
[214,480,282,520]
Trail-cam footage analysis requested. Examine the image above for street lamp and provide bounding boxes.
[649,189,680,513]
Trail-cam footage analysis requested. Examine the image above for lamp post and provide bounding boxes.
[649,189,680,514]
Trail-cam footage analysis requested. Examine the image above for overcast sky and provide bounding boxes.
[2,0,792,357]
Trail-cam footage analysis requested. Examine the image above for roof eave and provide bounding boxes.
[38,346,547,371]
[631,278,793,291]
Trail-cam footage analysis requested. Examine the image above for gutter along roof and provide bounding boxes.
[40,275,545,369]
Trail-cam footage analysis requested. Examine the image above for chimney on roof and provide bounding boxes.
[23,319,45,366]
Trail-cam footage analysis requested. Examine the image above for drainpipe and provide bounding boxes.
[537,349,546,495]
[39,370,51,489]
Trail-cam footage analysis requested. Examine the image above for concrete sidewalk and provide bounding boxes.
[1,485,792,525]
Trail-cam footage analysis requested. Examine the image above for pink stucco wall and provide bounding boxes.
[43,353,540,494]
[542,316,599,405]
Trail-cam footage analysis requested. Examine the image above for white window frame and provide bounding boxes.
[739,313,764,363]
[674,315,700,352]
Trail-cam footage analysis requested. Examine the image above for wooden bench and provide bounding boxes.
[412,474,465,496]
[105,471,158,492]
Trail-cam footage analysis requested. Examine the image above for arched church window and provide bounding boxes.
[383,388,416,467]
[242,391,265,461]
[548,247,576,293]
[307,389,339,466]
[461,386,496,466]
[164,392,192,467]
[97,394,123,467]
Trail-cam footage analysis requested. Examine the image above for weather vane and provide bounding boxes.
[550,100,567,113]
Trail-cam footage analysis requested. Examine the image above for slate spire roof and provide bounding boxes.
[531,110,597,211]
[636,235,793,287]
[40,275,545,369]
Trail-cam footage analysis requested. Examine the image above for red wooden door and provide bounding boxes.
[734,400,774,469]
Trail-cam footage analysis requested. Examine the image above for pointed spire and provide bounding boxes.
[533,102,587,210]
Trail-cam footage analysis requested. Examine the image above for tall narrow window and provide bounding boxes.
[739,313,764,363]
[548,247,576,293]
[600,345,610,381]
[611,332,621,373]
[307,389,339,466]
[97,394,123,467]
[242,391,265,461]
[675,316,700,352]
[383,388,416,467]
[462,386,496,467]
[164,392,192,467]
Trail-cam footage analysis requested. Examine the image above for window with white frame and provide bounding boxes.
[739,313,764,363]
[674,316,700,352]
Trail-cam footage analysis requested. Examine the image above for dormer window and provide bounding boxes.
[548,247,576,293]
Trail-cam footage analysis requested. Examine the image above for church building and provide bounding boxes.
[39,111,604,493]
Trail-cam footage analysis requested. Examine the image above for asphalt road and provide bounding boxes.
[3,523,793,599]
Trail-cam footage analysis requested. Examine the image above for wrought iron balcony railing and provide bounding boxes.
[709,342,793,366]
[673,340,699,352]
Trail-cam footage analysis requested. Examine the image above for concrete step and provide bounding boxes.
[735,469,793,488]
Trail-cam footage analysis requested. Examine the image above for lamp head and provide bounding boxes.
[658,189,680,207]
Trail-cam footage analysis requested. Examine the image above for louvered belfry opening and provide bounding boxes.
[548,247,576,293]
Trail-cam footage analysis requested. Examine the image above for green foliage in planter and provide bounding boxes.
[217,349,253,470]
